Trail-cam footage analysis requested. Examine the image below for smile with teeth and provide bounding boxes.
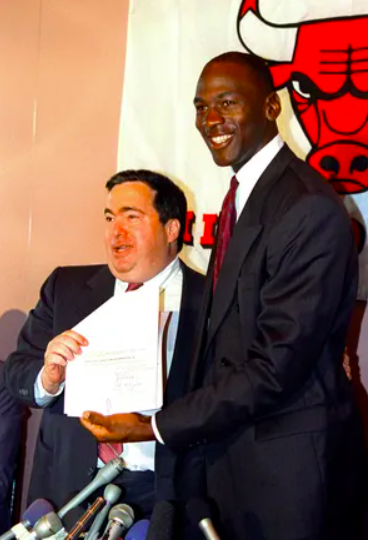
[210,134,233,146]
[113,244,132,252]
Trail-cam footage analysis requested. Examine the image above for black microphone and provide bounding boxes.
[186,498,221,540]
[146,501,175,540]
[85,484,122,540]
[102,504,134,540]
[57,458,125,519]
[65,496,105,540]
[0,500,54,540]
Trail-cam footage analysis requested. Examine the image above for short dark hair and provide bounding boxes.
[208,51,274,95]
[106,169,187,252]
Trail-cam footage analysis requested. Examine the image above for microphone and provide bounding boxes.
[0,500,54,540]
[186,498,221,540]
[125,520,149,540]
[85,484,122,540]
[65,497,105,540]
[31,513,64,539]
[57,457,125,519]
[146,501,175,540]
[102,504,134,540]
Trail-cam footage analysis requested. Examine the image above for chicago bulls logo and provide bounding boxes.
[238,0,368,197]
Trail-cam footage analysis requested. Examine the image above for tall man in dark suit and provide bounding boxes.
[4,170,204,528]
[81,54,368,540]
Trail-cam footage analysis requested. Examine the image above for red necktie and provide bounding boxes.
[213,176,239,291]
[98,282,144,463]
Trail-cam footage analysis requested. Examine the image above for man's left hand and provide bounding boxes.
[80,411,155,442]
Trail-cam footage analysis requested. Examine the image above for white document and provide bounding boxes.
[64,287,161,417]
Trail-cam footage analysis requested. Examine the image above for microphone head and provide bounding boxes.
[103,484,122,505]
[95,458,125,484]
[125,520,149,540]
[146,501,175,540]
[108,504,134,529]
[22,499,54,527]
[33,512,63,539]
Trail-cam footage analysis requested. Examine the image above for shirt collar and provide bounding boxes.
[114,257,180,295]
[235,134,284,219]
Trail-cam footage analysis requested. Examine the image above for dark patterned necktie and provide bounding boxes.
[213,176,239,291]
[98,281,144,463]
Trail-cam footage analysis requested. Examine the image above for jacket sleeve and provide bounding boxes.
[4,268,60,407]
[156,195,357,451]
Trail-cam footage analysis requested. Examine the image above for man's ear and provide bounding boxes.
[265,92,281,121]
[166,219,181,245]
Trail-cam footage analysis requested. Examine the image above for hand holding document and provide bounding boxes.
[64,287,161,417]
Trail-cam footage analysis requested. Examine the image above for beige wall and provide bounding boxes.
[0,0,130,509]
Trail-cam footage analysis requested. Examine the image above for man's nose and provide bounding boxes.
[205,106,224,127]
[112,218,126,236]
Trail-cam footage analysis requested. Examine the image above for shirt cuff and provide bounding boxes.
[34,367,65,407]
[151,413,164,444]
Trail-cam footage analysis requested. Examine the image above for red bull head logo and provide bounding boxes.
[238,1,368,195]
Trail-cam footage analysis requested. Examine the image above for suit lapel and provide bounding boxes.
[205,145,295,355]
[83,266,116,314]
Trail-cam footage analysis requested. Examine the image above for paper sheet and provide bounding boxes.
[64,287,161,416]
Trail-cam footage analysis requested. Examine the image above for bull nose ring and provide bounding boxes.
[350,155,368,174]
[320,156,339,175]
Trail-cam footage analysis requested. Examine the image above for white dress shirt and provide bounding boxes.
[235,134,284,220]
[35,257,183,471]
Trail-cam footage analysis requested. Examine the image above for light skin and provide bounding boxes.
[42,181,180,396]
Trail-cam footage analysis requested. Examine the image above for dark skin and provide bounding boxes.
[80,55,282,444]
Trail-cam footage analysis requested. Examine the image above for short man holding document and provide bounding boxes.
[5,170,204,526]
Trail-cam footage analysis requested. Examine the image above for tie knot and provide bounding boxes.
[230,175,239,192]
[126,282,143,292]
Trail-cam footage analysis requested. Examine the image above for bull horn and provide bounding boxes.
[237,6,298,62]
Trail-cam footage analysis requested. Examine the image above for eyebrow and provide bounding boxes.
[104,206,146,215]
[193,91,237,104]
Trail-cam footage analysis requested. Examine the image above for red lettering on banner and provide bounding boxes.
[200,214,218,248]
[183,211,195,245]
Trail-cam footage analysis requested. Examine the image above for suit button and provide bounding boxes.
[235,303,240,312]
[220,357,230,367]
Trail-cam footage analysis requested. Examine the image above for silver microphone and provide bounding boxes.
[102,504,134,540]
[31,512,64,540]
[186,498,221,540]
[57,458,125,519]
[85,484,122,540]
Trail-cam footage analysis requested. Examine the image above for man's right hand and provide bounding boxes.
[42,330,88,394]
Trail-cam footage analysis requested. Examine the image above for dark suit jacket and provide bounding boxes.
[157,146,368,540]
[4,261,204,524]
[0,361,26,532]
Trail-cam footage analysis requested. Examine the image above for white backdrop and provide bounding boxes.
[117,0,368,297]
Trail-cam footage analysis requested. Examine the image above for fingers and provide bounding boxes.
[43,330,88,390]
[83,411,108,427]
[80,412,113,441]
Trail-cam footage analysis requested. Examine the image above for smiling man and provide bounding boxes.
[81,54,368,540]
[4,169,204,527]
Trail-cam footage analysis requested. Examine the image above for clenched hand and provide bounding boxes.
[42,330,88,394]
